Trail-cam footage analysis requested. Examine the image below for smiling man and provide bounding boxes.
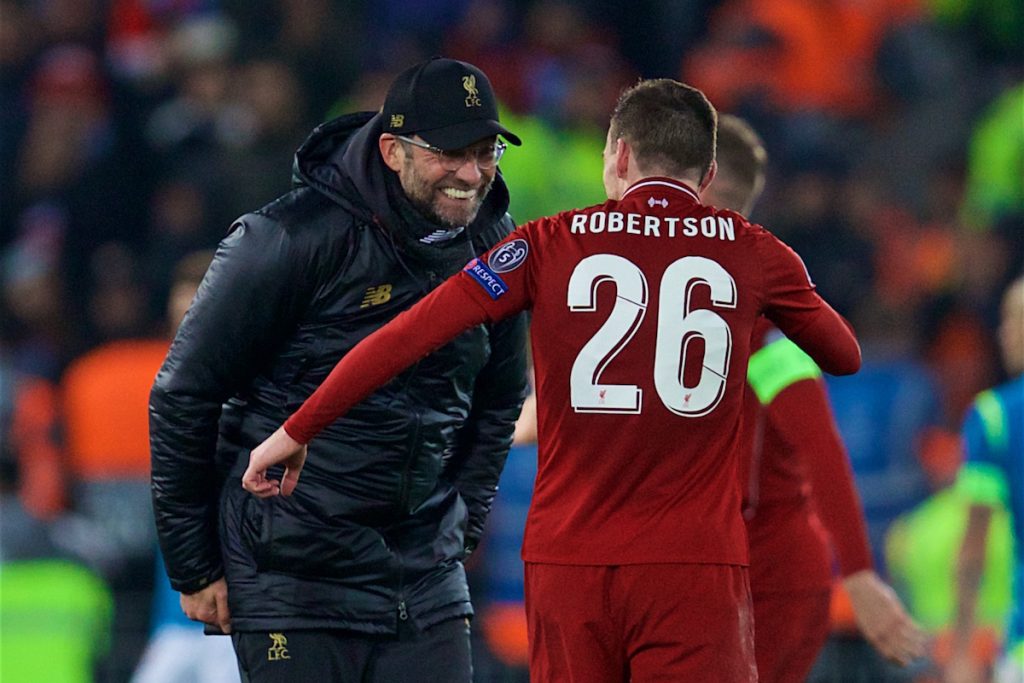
[149,57,527,682]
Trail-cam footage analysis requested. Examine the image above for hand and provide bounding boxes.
[242,426,308,498]
[181,577,231,634]
[843,570,927,666]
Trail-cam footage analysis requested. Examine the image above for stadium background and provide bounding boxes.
[0,0,1020,681]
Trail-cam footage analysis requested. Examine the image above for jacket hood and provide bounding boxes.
[292,111,512,236]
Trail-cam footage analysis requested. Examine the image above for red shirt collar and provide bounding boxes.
[621,177,702,204]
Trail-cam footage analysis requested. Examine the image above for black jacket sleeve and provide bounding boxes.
[444,310,528,555]
[149,214,315,593]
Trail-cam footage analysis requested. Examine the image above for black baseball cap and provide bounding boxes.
[382,57,521,151]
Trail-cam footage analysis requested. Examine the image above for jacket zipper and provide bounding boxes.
[396,406,423,513]
[392,405,423,626]
[373,216,440,628]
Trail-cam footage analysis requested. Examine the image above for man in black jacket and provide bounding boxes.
[149,57,527,682]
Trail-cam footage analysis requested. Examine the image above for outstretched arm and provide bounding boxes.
[243,275,517,495]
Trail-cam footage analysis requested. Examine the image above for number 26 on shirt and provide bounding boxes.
[568,254,737,417]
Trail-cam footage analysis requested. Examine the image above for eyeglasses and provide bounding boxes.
[396,135,507,172]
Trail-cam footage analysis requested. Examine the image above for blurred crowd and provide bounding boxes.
[0,0,1020,681]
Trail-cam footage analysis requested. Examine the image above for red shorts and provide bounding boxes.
[524,562,756,683]
[751,589,831,683]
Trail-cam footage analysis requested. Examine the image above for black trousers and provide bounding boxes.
[231,617,472,683]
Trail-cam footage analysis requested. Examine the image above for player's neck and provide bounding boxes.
[626,166,703,194]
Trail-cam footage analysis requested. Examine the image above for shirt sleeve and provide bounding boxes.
[284,227,537,443]
[755,230,861,376]
[769,375,874,576]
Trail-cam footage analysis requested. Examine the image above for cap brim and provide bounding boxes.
[417,119,522,150]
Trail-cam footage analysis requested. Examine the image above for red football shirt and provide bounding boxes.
[286,177,861,567]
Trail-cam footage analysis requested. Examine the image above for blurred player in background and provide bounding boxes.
[946,276,1024,683]
[243,79,862,682]
[704,114,925,683]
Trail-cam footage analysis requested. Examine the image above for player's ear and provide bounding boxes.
[379,134,404,172]
[700,160,717,192]
[615,137,631,180]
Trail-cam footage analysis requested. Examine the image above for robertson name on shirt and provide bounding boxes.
[569,211,736,241]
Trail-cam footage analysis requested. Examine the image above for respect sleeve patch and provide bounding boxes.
[464,258,509,299]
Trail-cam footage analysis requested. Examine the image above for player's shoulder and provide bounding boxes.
[980,376,1024,417]
[971,377,1022,408]
[961,378,1021,451]
[960,381,1022,472]
[724,211,771,241]
[701,205,780,247]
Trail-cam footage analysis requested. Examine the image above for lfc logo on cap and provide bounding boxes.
[463,75,482,108]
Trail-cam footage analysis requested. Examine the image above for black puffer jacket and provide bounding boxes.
[150,112,528,633]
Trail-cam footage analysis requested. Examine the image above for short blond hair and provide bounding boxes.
[609,79,717,181]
